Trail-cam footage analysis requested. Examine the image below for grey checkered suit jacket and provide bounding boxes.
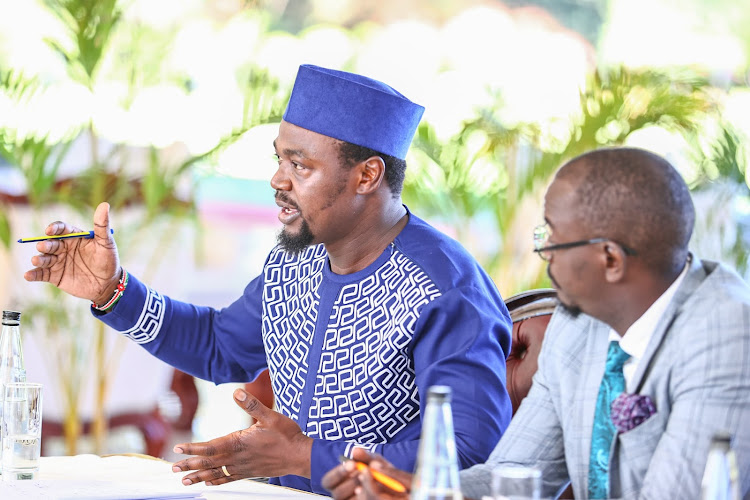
[460,256,750,499]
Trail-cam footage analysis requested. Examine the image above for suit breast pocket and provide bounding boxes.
[615,409,665,482]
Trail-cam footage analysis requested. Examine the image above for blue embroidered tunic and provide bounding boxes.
[94,212,513,494]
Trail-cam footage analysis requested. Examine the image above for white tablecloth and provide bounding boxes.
[0,454,329,499]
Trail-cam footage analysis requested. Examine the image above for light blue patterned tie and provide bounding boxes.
[588,341,631,499]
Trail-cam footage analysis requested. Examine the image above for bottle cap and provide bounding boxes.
[427,385,452,402]
[2,310,21,325]
[711,431,732,444]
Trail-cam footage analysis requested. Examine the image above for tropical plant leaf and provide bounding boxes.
[0,208,11,249]
[42,0,123,87]
[177,64,291,176]
[688,121,748,190]
[0,128,79,207]
[405,65,717,295]
[0,69,41,104]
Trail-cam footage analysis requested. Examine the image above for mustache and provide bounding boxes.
[275,190,299,210]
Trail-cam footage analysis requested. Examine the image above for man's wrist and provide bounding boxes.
[92,268,126,311]
[293,434,314,478]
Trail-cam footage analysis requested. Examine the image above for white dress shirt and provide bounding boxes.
[609,262,689,391]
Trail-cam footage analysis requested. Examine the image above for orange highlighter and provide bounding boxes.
[338,455,407,493]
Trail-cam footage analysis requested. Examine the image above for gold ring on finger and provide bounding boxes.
[221,465,231,477]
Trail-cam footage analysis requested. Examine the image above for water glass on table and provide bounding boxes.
[492,465,542,500]
[1,382,42,481]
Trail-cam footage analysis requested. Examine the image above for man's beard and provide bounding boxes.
[548,266,582,318]
[559,301,582,319]
[277,218,315,255]
[275,190,315,255]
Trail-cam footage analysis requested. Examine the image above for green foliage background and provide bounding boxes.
[0,0,748,453]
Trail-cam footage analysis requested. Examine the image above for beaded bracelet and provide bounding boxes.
[92,269,129,313]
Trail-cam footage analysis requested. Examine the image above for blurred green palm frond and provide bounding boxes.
[183,66,291,176]
[686,121,750,276]
[0,69,42,104]
[687,120,749,190]
[239,65,290,130]
[0,68,77,210]
[0,133,76,206]
[404,65,715,295]
[0,69,46,247]
[407,121,509,221]
[0,210,9,249]
[565,65,712,157]
[42,0,123,88]
[0,69,79,222]
[0,129,77,249]
[108,22,184,101]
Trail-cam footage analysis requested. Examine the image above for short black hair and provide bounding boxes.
[558,147,695,278]
[337,141,407,197]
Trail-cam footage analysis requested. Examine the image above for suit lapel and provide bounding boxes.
[630,255,708,392]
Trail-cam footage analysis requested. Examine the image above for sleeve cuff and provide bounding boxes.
[90,273,167,345]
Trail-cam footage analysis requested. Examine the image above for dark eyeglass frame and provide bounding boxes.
[533,224,637,261]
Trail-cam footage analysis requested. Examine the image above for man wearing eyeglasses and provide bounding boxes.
[23,64,514,495]
[322,147,750,500]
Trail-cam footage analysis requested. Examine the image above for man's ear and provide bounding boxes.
[603,241,628,283]
[355,156,386,195]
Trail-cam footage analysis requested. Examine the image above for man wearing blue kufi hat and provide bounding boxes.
[24,64,513,494]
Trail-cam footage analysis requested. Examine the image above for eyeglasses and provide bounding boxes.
[533,223,637,261]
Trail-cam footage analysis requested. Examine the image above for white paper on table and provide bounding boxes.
[0,455,326,500]
[0,479,204,499]
[0,454,203,499]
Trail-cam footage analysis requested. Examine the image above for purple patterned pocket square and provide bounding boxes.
[611,393,656,433]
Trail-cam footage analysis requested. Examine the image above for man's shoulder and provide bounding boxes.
[394,212,488,288]
[679,257,750,315]
[544,307,600,347]
[655,258,750,359]
[399,212,463,245]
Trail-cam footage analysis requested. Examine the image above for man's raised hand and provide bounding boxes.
[24,202,121,304]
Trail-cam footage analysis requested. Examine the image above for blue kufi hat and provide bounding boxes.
[282,64,425,160]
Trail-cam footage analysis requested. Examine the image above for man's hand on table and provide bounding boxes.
[322,447,412,500]
[171,388,312,485]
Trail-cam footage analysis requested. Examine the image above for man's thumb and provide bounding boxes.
[93,202,112,240]
[234,389,270,421]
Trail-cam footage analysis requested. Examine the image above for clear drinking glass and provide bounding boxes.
[1,382,42,481]
[492,465,541,500]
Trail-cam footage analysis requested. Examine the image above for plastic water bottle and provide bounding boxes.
[701,432,741,500]
[0,310,27,475]
[411,385,463,500]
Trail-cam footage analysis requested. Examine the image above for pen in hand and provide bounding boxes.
[338,455,408,493]
[17,229,114,244]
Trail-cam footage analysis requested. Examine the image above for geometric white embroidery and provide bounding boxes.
[262,245,325,420]
[308,250,441,445]
[119,287,165,344]
[262,243,442,447]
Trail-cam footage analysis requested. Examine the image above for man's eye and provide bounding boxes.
[293,162,304,170]
[273,154,281,164]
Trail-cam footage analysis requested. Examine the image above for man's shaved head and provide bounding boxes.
[556,148,694,277]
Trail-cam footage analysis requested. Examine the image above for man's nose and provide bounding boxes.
[271,166,291,191]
